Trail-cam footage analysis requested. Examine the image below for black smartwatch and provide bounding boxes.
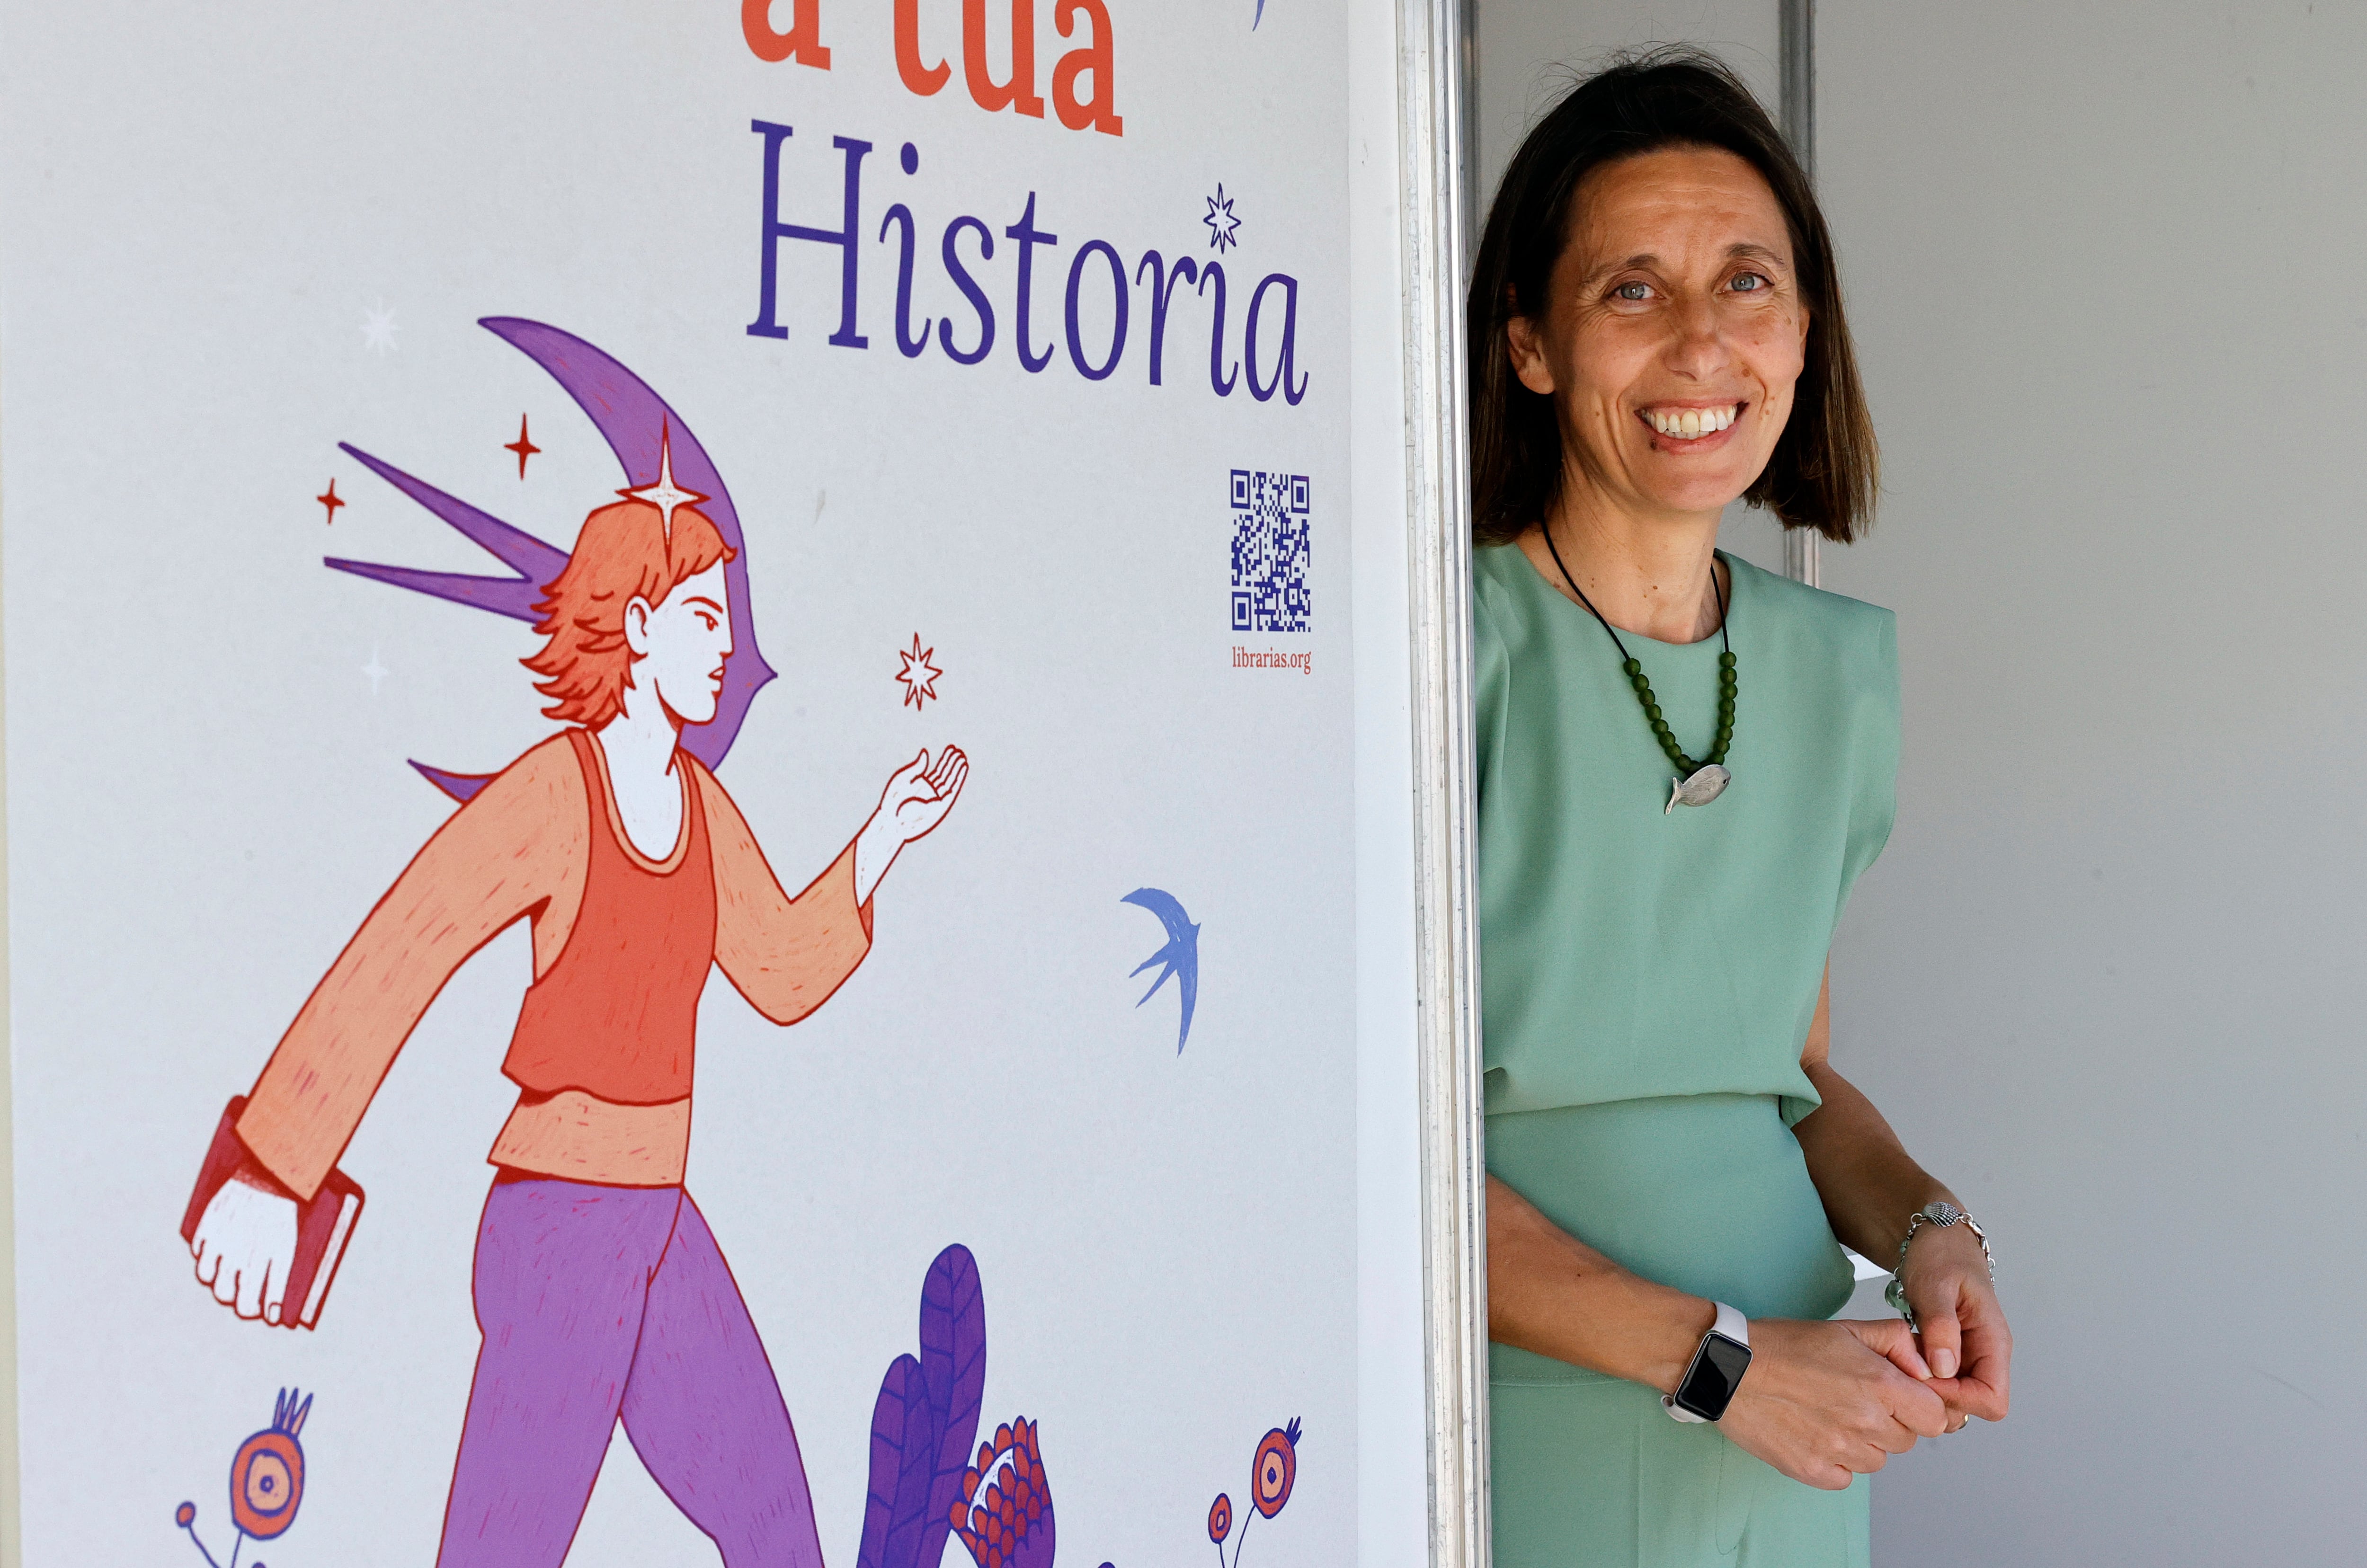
[1662,1302,1753,1424]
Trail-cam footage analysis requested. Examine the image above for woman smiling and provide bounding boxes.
[1470,53,2012,1566]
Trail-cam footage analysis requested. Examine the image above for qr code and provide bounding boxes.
[1229,470,1311,632]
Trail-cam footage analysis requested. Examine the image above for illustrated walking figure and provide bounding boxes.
[186,326,969,1568]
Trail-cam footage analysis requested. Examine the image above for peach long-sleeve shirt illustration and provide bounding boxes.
[236,730,872,1200]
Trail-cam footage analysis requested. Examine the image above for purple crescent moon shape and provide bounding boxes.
[325,318,777,801]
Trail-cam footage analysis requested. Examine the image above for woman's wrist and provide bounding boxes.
[1901,1212,1989,1274]
[1626,1286,1720,1394]
[1850,1184,1960,1260]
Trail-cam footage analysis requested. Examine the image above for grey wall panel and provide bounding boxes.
[1470,0,2364,1558]
[1472,0,1782,207]
[1814,4,2367,1562]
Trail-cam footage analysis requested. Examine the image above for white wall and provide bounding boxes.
[1814,4,2367,1562]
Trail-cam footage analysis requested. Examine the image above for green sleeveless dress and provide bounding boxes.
[1476,543,1899,1568]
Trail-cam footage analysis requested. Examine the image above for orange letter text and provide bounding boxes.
[1052,0,1123,136]
[742,0,831,67]
[895,0,952,95]
[963,0,1046,119]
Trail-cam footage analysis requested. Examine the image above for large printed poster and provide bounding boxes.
[0,5,1368,1564]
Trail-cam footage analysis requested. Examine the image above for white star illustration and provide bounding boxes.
[896,634,943,710]
[618,422,707,541]
[1203,186,1242,253]
[360,300,400,354]
[362,646,389,695]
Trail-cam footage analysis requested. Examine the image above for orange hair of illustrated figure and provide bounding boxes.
[524,500,737,729]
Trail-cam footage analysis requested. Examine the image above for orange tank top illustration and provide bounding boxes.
[502,727,716,1104]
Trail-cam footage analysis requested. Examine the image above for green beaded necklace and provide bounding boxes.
[1539,527,1738,813]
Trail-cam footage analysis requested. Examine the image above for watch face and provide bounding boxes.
[1677,1332,1753,1419]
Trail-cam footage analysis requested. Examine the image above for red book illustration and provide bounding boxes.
[179,1097,364,1331]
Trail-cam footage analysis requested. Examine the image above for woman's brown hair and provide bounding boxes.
[1468,47,1877,546]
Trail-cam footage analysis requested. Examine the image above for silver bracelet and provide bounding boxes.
[1882,1201,1993,1329]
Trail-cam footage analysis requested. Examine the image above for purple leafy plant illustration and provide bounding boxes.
[858,1245,1112,1568]
[858,1246,986,1568]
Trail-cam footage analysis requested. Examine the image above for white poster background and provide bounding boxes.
[0,3,1436,1564]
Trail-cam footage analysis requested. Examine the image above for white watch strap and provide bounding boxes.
[1712,1300,1749,1348]
[1663,1302,1749,1422]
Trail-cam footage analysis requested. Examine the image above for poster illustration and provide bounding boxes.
[1,4,1383,1564]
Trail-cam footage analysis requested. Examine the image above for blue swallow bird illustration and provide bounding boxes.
[1122,888,1200,1053]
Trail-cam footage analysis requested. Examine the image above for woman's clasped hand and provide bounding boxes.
[1893,1219,2014,1426]
[1725,1224,2012,1488]
[1718,1319,1949,1489]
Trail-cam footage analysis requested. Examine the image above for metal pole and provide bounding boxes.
[1778,0,1821,587]
[1399,3,1491,1567]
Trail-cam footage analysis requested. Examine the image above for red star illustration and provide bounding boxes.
[317,478,345,524]
[505,414,541,478]
[895,634,943,710]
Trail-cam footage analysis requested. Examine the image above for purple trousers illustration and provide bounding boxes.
[436,1175,822,1568]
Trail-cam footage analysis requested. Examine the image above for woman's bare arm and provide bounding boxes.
[1792,964,2013,1420]
[1487,962,1986,1483]
[1791,967,1957,1260]
[1487,1173,1713,1389]
[1488,1165,1952,1488]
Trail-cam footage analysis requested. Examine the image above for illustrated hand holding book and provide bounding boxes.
[181,1097,364,1330]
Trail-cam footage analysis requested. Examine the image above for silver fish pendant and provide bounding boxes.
[1666,764,1731,813]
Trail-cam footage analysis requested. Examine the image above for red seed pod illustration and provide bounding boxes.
[953,1413,1056,1568]
[228,1388,312,1540]
[1249,1418,1302,1519]
[1209,1492,1234,1542]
